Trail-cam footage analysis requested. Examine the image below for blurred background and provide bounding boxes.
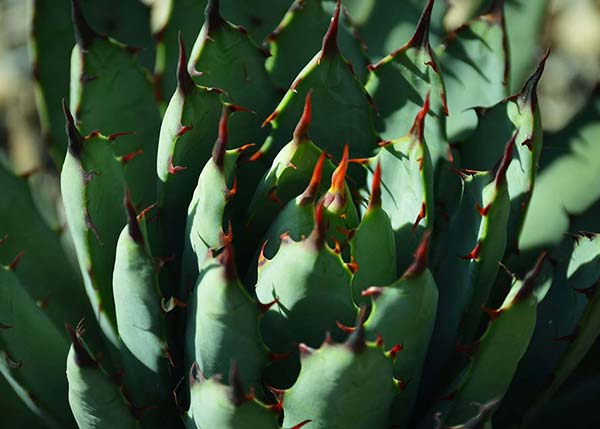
[0,0,599,174]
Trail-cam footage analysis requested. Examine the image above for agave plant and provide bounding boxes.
[1,0,599,428]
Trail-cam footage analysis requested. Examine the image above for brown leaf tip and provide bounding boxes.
[519,47,550,109]
[368,162,382,209]
[494,132,516,188]
[212,106,230,169]
[403,230,431,278]
[299,151,326,206]
[124,189,143,245]
[205,0,225,34]
[62,99,84,157]
[513,251,549,303]
[407,0,435,48]
[177,33,195,95]
[70,0,98,50]
[293,90,313,142]
[320,0,341,59]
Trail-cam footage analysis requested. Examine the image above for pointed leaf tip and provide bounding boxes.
[205,0,224,33]
[513,251,549,303]
[299,151,326,205]
[124,189,143,244]
[62,99,84,156]
[403,230,431,278]
[212,106,230,169]
[293,90,313,142]
[407,0,435,48]
[345,307,367,354]
[410,93,430,142]
[288,420,312,429]
[70,0,97,50]
[65,323,96,368]
[369,162,382,209]
[519,47,550,108]
[312,201,327,248]
[331,144,350,194]
[320,0,341,58]
[177,33,194,95]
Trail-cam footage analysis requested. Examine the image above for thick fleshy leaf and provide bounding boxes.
[520,92,600,250]
[266,0,369,89]
[438,1,510,141]
[30,0,154,166]
[441,255,552,424]
[0,268,72,428]
[69,2,161,208]
[260,2,379,162]
[365,0,449,174]
[458,51,548,254]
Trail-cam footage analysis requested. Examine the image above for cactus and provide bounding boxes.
[1,0,599,428]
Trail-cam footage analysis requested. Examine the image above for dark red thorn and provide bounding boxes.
[312,201,327,248]
[368,162,382,210]
[257,241,269,269]
[518,47,550,109]
[410,93,430,142]
[331,144,350,194]
[205,0,224,34]
[403,230,431,278]
[212,107,230,169]
[377,140,392,147]
[267,187,284,208]
[299,152,326,206]
[219,242,238,283]
[476,202,490,216]
[521,137,534,151]
[494,133,515,187]
[8,251,25,271]
[574,285,597,301]
[120,148,143,165]
[221,221,234,246]
[70,0,98,50]
[259,298,279,313]
[376,335,384,347]
[226,177,238,200]
[349,157,371,165]
[482,306,502,321]
[346,256,359,274]
[407,0,435,48]
[439,390,457,401]
[228,361,246,406]
[177,33,194,95]
[553,328,579,343]
[261,110,279,128]
[320,0,341,59]
[513,251,549,303]
[176,123,193,138]
[336,321,356,334]
[322,331,334,346]
[293,90,313,142]
[389,344,403,359]
[362,286,384,299]
[0,323,12,329]
[346,322,366,353]
[124,189,143,245]
[168,155,187,174]
[456,339,479,356]
[412,202,427,232]
[108,131,134,141]
[460,241,482,261]
[298,343,314,356]
[137,202,157,221]
[65,323,97,368]
[268,351,290,362]
[288,420,312,429]
[62,99,84,157]
[164,348,176,368]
